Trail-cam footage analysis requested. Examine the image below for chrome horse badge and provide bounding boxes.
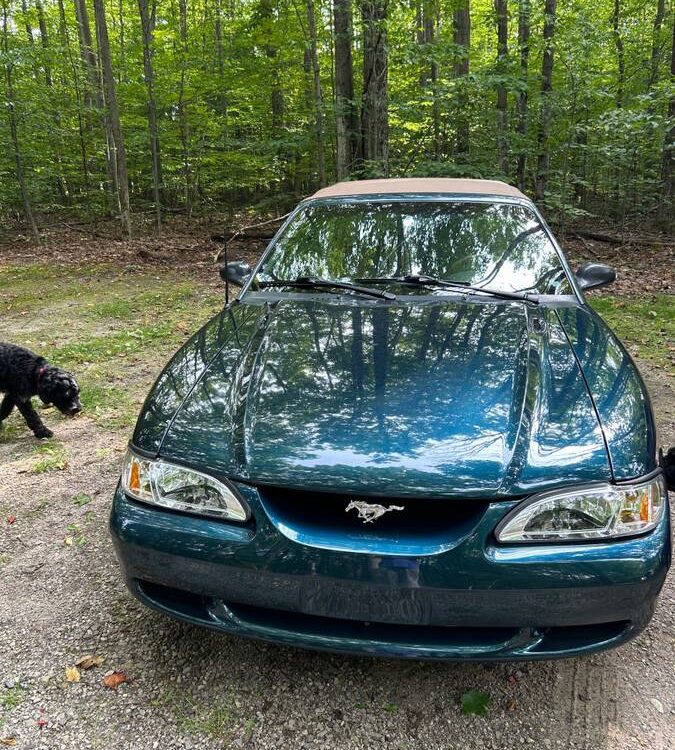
[346,500,404,524]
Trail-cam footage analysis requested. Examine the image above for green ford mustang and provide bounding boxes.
[110,178,671,660]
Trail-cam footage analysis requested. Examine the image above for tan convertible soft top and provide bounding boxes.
[310,178,527,201]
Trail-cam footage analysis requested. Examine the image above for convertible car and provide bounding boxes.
[110,178,671,660]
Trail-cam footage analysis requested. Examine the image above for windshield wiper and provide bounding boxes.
[258,276,396,300]
[355,275,538,304]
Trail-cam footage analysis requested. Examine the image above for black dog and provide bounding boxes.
[662,447,675,491]
[0,343,81,438]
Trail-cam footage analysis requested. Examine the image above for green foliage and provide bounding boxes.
[0,422,19,443]
[152,688,237,739]
[0,0,671,225]
[65,521,87,546]
[72,492,92,507]
[0,685,25,710]
[460,689,491,716]
[30,441,68,473]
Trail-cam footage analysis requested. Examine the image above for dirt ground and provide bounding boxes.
[0,227,673,750]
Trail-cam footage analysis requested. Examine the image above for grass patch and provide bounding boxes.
[72,492,92,507]
[183,704,234,737]
[51,324,179,368]
[76,380,137,430]
[65,522,86,547]
[0,423,19,444]
[84,284,202,323]
[153,689,237,740]
[0,685,25,710]
[0,684,26,734]
[0,263,111,312]
[31,441,68,474]
[86,297,136,320]
[590,294,674,369]
[1,262,223,433]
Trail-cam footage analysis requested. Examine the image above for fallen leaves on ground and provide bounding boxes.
[75,654,104,670]
[65,666,80,683]
[0,738,17,746]
[564,234,673,298]
[6,515,15,525]
[460,689,491,717]
[102,671,129,690]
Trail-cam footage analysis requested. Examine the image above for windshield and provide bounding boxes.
[258,201,571,295]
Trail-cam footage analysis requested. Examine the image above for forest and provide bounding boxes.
[0,0,672,239]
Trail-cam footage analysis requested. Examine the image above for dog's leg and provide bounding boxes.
[15,398,53,438]
[0,393,15,423]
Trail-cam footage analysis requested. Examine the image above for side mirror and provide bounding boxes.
[575,262,616,291]
[220,261,252,287]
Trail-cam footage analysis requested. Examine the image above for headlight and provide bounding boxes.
[121,449,248,522]
[495,473,667,543]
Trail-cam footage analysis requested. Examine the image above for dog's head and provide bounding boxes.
[37,366,82,417]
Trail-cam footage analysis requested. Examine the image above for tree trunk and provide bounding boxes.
[516,0,530,190]
[431,3,441,159]
[612,0,624,107]
[74,0,118,210]
[418,0,435,87]
[2,0,40,241]
[659,18,674,224]
[306,0,326,185]
[36,0,70,203]
[648,0,666,90]
[334,0,359,179]
[453,0,470,158]
[117,0,125,82]
[58,0,90,188]
[361,0,388,175]
[495,0,508,175]
[177,0,192,216]
[138,0,162,229]
[35,1,51,87]
[535,0,556,203]
[20,0,35,46]
[419,0,441,159]
[93,0,131,237]
[261,0,284,136]
[214,0,228,119]
[73,0,100,101]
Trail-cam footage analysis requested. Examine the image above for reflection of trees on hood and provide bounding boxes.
[251,301,523,456]
[156,298,614,494]
[557,306,650,476]
[133,306,260,451]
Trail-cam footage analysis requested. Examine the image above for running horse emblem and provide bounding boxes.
[345,500,405,524]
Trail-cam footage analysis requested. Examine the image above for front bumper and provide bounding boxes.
[109,482,671,660]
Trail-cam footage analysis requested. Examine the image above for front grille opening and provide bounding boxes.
[226,601,520,648]
[257,485,489,551]
[137,581,634,656]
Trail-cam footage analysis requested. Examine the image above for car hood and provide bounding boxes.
[150,295,611,498]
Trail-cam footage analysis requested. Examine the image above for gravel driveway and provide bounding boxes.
[1,361,673,750]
